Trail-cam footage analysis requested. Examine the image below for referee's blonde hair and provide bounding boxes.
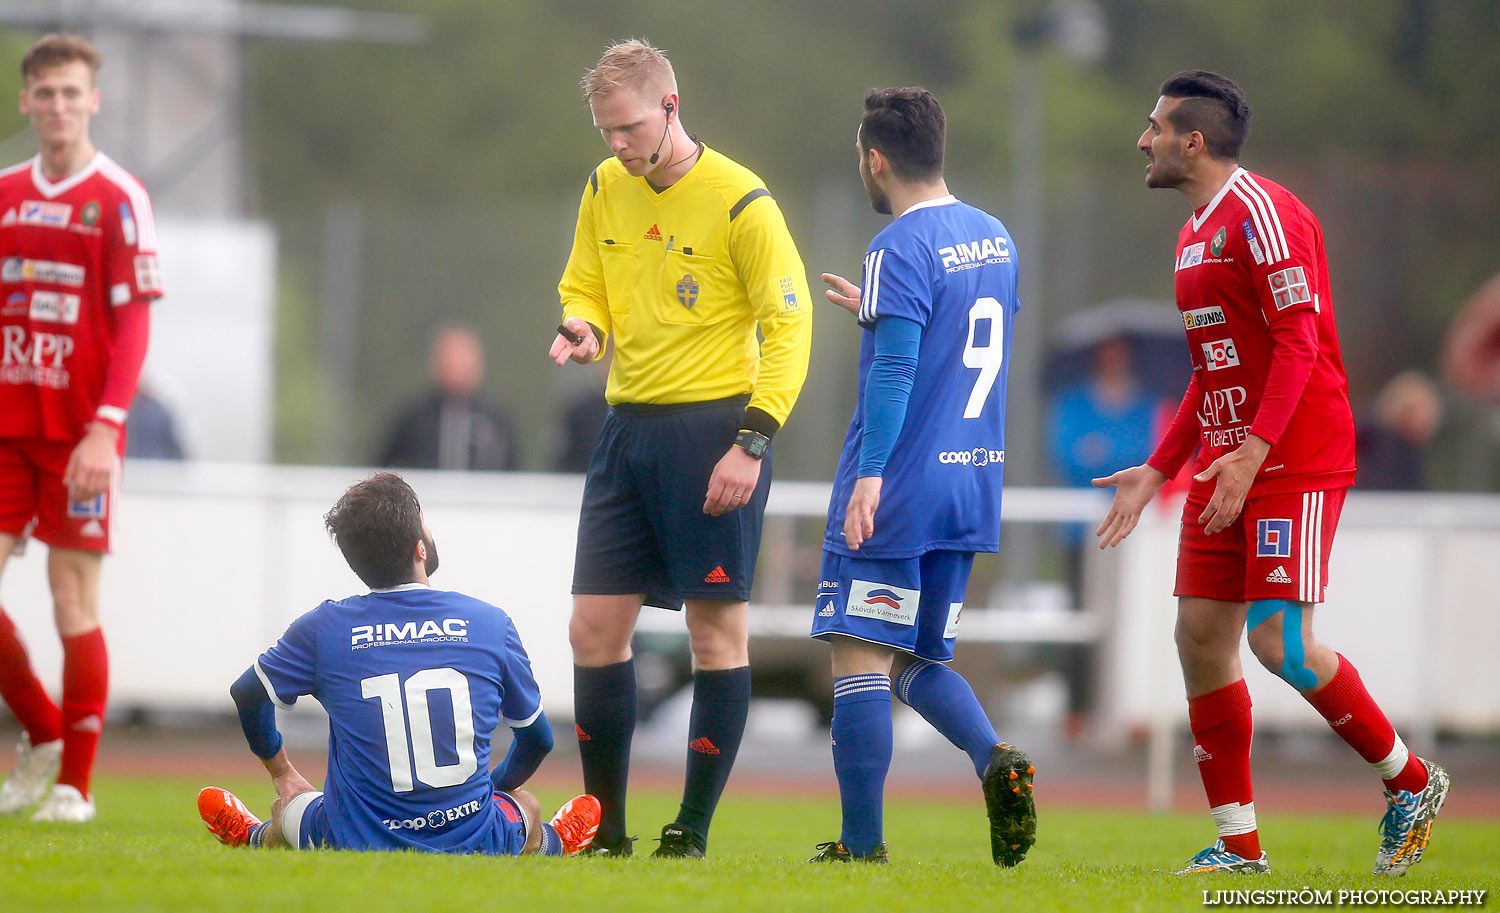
[582,38,676,104]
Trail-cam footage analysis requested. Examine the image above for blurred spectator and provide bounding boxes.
[1355,370,1443,491]
[553,350,610,473]
[1047,335,1167,736]
[124,385,187,460]
[1443,270,1500,402]
[377,324,519,471]
[1050,336,1164,495]
[1440,271,1500,490]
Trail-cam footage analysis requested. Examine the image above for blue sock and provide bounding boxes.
[538,822,563,856]
[247,822,266,849]
[675,666,750,849]
[831,673,892,856]
[574,660,636,848]
[896,660,999,778]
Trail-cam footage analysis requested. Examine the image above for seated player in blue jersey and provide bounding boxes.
[194,472,600,856]
[808,88,1036,865]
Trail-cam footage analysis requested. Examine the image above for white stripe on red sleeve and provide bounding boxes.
[1231,181,1285,265]
[1240,174,1291,264]
[98,156,159,252]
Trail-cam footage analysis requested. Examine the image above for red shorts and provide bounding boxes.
[1175,488,1346,604]
[0,439,116,553]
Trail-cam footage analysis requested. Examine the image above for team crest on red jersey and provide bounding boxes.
[1210,226,1227,257]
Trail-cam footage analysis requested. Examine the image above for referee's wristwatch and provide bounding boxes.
[733,429,770,460]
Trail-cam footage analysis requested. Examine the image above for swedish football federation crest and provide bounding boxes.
[1210,226,1227,257]
[676,273,699,310]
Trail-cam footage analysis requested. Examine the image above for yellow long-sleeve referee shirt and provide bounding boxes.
[558,145,812,428]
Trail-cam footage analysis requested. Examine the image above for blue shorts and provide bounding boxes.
[810,550,975,663]
[573,396,771,607]
[282,791,527,855]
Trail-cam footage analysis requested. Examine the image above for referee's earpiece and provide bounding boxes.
[650,102,675,165]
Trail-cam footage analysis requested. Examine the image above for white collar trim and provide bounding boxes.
[30,152,105,199]
[1191,167,1245,231]
[370,582,430,594]
[897,194,958,219]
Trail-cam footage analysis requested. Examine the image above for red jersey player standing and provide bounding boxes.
[0,34,162,823]
[1093,71,1449,876]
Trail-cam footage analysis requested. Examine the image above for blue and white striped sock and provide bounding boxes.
[896,659,1000,778]
[831,673,892,857]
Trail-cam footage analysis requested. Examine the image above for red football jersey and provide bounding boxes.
[1169,167,1355,496]
[0,153,162,442]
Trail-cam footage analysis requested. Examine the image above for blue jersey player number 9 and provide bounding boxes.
[962,297,1006,419]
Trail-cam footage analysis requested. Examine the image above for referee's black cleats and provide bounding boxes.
[650,823,705,858]
[982,742,1037,866]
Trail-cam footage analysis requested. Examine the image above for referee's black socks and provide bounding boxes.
[574,660,637,849]
[672,666,751,851]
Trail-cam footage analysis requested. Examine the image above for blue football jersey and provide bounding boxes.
[824,196,1020,559]
[254,584,542,852]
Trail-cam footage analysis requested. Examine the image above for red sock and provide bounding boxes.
[57,628,108,797]
[1303,654,1427,794]
[0,609,62,744]
[1188,680,1260,859]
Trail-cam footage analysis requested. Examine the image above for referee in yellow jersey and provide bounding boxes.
[548,39,812,859]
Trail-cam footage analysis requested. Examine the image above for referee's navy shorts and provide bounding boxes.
[572,395,771,608]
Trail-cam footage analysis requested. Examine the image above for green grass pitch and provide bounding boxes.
[2,777,1494,913]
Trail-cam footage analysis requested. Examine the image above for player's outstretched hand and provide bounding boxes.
[703,445,763,516]
[1193,435,1270,535]
[1091,464,1168,548]
[549,317,600,366]
[63,423,120,501]
[843,476,882,550]
[821,272,861,316]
